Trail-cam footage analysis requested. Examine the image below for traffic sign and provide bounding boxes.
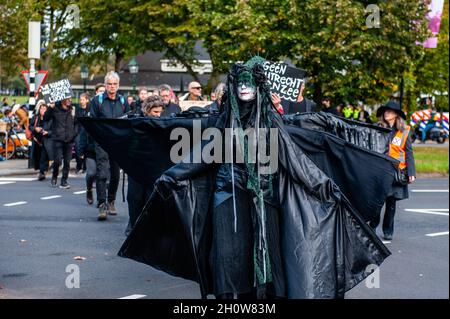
[21,70,48,97]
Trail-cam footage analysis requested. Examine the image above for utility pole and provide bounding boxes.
[28,21,41,112]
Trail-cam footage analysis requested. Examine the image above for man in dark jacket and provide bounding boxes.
[44,98,78,188]
[159,84,181,117]
[130,87,148,115]
[89,71,130,220]
[321,97,340,116]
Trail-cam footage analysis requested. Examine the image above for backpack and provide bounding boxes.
[98,93,126,113]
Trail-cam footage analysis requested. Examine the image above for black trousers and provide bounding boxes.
[95,144,120,204]
[85,157,96,190]
[39,144,49,174]
[74,135,86,171]
[52,140,73,182]
[370,196,397,236]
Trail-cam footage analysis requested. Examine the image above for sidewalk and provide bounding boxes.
[0,159,77,177]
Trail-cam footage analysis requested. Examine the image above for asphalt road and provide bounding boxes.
[0,175,448,299]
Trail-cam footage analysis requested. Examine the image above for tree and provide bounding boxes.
[0,0,33,85]
[414,1,449,111]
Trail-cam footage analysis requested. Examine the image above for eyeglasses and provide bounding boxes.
[191,86,202,90]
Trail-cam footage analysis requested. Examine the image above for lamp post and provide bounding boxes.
[80,63,88,92]
[128,57,139,93]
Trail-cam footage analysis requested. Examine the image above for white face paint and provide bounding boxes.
[237,82,256,101]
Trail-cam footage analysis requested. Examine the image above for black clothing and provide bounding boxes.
[131,100,143,115]
[376,101,406,120]
[81,111,396,298]
[385,127,416,200]
[89,92,128,204]
[81,61,395,299]
[206,101,220,112]
[281,98,316,114]
[43,103,78,143]
[75,104,90,118]
[162,102,181,118]
[369,196,397,236]
[322,106,340,116]
[52,140,73,183]
[29,114,52,172]
[95,145,120,204]
[77,127,96,160]
[370,125,416,237]
[89,92,130,119]
[127,177,153,229]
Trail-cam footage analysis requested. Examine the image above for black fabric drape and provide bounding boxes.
[79,112,395,299]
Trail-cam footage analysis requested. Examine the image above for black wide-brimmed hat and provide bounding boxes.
[376,101,406,120]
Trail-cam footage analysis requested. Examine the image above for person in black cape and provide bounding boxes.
[81,57,397,299]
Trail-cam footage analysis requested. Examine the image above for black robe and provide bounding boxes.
[79,111,396,299]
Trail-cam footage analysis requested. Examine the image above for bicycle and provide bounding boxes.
[0,121,30,160]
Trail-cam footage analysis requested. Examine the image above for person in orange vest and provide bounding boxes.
[369,101,416,240]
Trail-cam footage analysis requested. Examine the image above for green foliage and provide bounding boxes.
[1,0,447,109]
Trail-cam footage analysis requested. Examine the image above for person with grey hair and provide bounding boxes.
[125,95,165,235]
[207,82,226,112]
[158,84,181,117]
[89,71,130,220]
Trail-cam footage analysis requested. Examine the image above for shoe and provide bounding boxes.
[86,189,94,205]
[383,233,393,240]
[59,181,70,189]
[97,203,108,221]
[51,178,57,187]
[107,201,117,215]
[38,172,46,181]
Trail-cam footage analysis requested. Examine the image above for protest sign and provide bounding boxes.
[41,79,73,104]
[179,100,213,111]
[263,61,306,102]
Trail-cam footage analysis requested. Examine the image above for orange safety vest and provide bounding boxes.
[388,126,410,169]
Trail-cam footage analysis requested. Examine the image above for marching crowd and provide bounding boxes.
[0,70,420,241]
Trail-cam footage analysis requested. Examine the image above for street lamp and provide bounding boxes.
[80,63,89,92]
[128,57,139,93]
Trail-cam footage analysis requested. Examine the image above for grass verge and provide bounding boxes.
[413,146,449,175]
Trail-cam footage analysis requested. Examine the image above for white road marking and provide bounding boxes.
[0,177,36,182]
[0,182,15,185]
[426,231,449,237]
[382,240,391,244]
[411,189,449,193]
[404,209,449,216]
[41,195,62,200]
[4,201,27,207]
[73,190,86,195]
[118,294,146,299]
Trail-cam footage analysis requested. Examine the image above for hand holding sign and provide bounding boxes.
[263,61,306,102]
[41,79,73,104]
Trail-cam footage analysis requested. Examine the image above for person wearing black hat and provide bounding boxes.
[370,101,416,240]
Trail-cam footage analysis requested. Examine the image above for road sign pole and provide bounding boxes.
[28,21,41,112]
[29,59,36,112]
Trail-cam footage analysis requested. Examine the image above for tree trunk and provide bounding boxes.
[114,52,123,72]
[311,63,322,106]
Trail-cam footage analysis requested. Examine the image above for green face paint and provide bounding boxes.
[236,71,255,87]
